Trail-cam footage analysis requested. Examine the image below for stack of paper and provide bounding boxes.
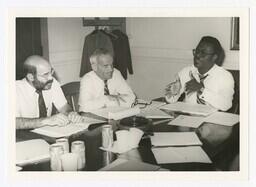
[31,123,92,138]
[203,112,239,126]
[91,106,140,120]
[168,115,205,128]
[139,101,172,119]
[31,116,105,138]
[152,146,212,164]
[150,132,202,146]
[140,109,173,119]
[160,102,217,116]
[16,139,50,166]
[99,158,161,171]
[109,107,140,120]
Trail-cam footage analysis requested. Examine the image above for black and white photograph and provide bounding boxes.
[3,5,252,187]
[14,15,243,171]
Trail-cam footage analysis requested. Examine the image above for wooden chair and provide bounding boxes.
[61,81,80,112]
[227,70,239,114]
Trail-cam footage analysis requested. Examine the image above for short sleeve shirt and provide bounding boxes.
[16,78,67,118]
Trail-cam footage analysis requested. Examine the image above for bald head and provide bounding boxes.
[23,55,51,76]
[24,55,54,90]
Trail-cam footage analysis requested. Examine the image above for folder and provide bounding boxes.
[16,139,50,166]
[152,146,212,164]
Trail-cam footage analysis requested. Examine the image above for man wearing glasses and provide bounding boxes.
[16,55,82,129]
[165,36,234,111]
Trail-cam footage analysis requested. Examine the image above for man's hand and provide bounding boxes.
[165,78,181,98]
[185,78,203,95]
[41,113,70,127]
[68,112,84,123]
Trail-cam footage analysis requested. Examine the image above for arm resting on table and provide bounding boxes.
[16,117,45,130]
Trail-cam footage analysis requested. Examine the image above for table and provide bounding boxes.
[16,112,239,171]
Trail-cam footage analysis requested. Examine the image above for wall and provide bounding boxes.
[47,18,94,84]
[45,17,239,100]
[126,17,239,100]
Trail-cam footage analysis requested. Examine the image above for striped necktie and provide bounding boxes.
[197,74,208,105]
[104,80,110,95]
[36,89,47,117]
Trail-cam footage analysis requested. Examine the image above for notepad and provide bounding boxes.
[160,102,217,116]
[203,112,239,126]
[31,123,91,138]
[168,115,204,128]
[152,146,212,164]
[150,132,202,146]
[99,158,160,171]
[91,106,140,120]
[16,139,50,166]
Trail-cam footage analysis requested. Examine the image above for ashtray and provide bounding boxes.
[118,116,152,132]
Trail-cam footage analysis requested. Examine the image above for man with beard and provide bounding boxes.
[79,48,136,112]
[165,36,234,111]
[16,55,82,129]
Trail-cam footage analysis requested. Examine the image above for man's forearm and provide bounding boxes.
[16,117,45,130]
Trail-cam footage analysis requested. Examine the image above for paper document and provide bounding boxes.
[16,139,50,166]
[203,112,239,126]
[152,146,212,164]
[140,109,173,119]
[139,101,172,119]
[160,102,217,116]
[91,106,140,120]
[150,132,202,146]
[99,158,160,171]
[168,115,204,128]
[31,123,93,138]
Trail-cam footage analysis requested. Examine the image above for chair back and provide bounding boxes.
[227,70,239,114]
[61,81,80,112]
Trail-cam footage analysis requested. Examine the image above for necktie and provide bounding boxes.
[104,80,110,95]
[197,74,208,105]
[36,89,47,117]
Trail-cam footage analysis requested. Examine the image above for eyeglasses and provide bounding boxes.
[131,99,152,109]
[37,69,55,79]
[192,49,215,58]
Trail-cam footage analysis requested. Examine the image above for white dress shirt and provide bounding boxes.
[16,78,67,118]
[166,64,234,111]
[79,68,136,112]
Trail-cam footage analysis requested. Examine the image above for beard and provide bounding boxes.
[33,78,53,90]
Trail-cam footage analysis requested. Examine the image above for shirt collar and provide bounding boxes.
[22,78,37,93]
[193,64,217,77]
[92,69,115,84]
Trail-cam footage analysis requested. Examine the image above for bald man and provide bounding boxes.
[16,55,81,129]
